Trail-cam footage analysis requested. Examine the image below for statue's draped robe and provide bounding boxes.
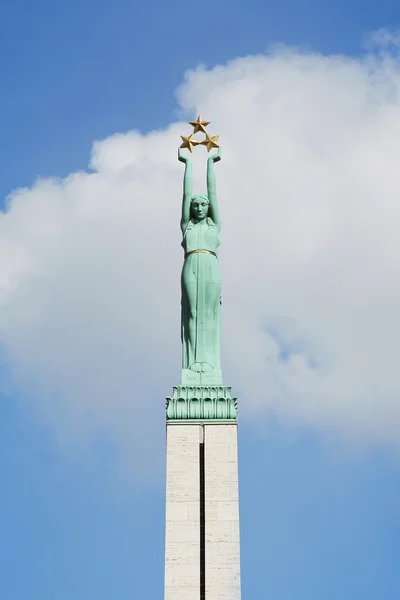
[181,219,221,373]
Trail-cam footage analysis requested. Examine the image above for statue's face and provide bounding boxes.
[191,199,209,221]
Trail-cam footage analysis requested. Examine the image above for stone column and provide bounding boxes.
[204,424,241,600]
[164,424,201,600]
[164,388,241,600]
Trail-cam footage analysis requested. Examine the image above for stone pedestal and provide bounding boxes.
[164,424,202,600]
[204,424,241,600]
[164,390,241,600]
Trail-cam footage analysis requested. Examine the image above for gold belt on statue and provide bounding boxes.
[185,249,216,258]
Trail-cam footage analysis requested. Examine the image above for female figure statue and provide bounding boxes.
[178,147,222,378]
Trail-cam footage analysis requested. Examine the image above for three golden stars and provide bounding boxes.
[180,115,220,153]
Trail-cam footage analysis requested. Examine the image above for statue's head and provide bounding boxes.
[191,194,209,222]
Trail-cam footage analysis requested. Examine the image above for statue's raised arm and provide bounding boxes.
[207,148,221,230]
[178,148,192,234]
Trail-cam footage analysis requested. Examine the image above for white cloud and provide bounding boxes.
[2,36,400,467]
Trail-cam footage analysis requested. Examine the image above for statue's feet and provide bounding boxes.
[200,362,213,373]
[190,362,213,373]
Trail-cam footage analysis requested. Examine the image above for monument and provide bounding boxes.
[164,117,241,600]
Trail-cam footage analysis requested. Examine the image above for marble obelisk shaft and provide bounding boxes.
[204,424,241,600]
[164,422,241,600]
[164,424,201,600]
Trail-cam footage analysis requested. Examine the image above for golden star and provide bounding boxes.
[180,133,199,153]
[189,115,211,134]
[200,133,220,152]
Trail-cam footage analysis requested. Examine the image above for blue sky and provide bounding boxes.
[1,0,399,201]
[1,0,400,599]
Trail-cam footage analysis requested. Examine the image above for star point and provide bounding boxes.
[200,133,220,152]
[180,133,199,153]
[189,115,211,134]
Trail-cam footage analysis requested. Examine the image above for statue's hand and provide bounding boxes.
[208,147,221,163]
[178,148,189,163]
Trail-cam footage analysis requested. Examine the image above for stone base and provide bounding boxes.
[204,424,241,600]
[164,424,201,600]
[164,422,241,600]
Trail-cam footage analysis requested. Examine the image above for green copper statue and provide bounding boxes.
[178,146,223,385]
[166,118,237,421]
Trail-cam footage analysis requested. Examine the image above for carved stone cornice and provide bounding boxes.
[166,386,237,421]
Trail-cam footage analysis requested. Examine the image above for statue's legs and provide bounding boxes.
[181,254,221,373]
[181,265,197,369]
[196,278,220,371]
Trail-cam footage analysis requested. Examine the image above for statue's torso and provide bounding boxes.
[182,220,220,254]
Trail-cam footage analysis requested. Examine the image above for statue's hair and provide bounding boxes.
[191,193,209,204]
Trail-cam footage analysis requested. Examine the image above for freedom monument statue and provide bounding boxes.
[164,117,241,600]
[179,143,222,380]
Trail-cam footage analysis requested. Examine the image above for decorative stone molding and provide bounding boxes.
[166,386,237,421]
